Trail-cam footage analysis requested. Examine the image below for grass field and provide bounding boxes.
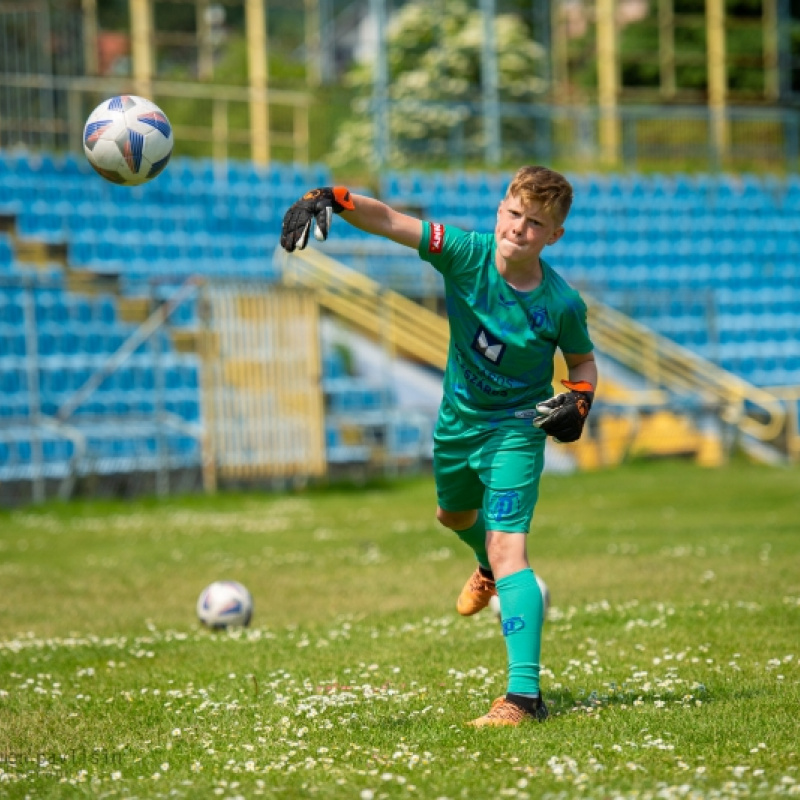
[1,460,799,799]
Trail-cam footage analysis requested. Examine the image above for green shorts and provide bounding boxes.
[433,400,547,533]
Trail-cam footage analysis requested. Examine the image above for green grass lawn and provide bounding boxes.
[1,460,799,799]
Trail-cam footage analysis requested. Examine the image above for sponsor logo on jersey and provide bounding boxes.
[454,345,513,397]
[429,222,445,253]
[514,409,539,419]
[471,326,506,364]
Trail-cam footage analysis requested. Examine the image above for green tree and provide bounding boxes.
[328,0,547,170]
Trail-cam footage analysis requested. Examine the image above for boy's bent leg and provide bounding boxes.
[436,507,495,616]
[447,509,490,570]
[450,510,495,617]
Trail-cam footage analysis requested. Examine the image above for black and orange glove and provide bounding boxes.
[533,380,594,443]
[280,186,355,252]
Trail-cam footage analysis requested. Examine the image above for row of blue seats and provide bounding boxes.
[15,215,284,246]
[64,229,281,250]
[4,183,308,215]
[3,152,792,202]
[382,169,800,205]
[0,151,330,186]
[0,394,201,423]
[19,201,287,235]
[70,260,280,283]
[650,328,800,355]
[717,357,800,387]
[0,436,199,467]
[640,322,798,351]
[563,214,800,235]
[705,340,800,360]
[0,176,316,210]
[653,315,800,338]
[0,290,117,322]
[0,357,199,393]
[620,304,800,328]
[0,427,201,477]
[46,173,315,201]
[21,190,800,241]
[323,379,396,414]
[0,328,176,358]
[560,258,800,282]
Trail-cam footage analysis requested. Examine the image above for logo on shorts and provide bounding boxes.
[487,490,521,522]
[471,326,506,364]
[502,616,526,636]
[429,222,445,253]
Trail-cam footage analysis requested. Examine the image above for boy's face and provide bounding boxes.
[495,194,564,266]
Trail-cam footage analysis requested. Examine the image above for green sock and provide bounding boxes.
[452,511,490,570]
[496,568,544,696]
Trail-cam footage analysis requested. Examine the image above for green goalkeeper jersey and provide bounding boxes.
[418,221,594,429]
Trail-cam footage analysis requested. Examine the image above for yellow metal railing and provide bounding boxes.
[766,386,800,462]
[585,294,787,442]
[279,245,450,370]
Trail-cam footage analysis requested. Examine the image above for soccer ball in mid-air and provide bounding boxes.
[197,581,254,629]
[83,95,173,185]
[489,574,550,621]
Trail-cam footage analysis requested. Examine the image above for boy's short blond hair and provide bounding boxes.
[506,166,573,226]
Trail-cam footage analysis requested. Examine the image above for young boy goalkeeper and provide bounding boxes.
[280,167,597,727]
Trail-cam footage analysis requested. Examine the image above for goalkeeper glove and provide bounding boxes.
[532,380,595,443]
[280,186,355,252]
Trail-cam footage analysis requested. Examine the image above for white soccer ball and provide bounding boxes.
[196,580,254,629]
[489,574,550,621]
[83,95,173,185]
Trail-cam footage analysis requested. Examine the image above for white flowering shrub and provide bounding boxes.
[329,0,547,169]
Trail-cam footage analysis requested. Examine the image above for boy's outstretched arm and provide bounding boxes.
[280,186,423,252]
[340,194,423,250]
